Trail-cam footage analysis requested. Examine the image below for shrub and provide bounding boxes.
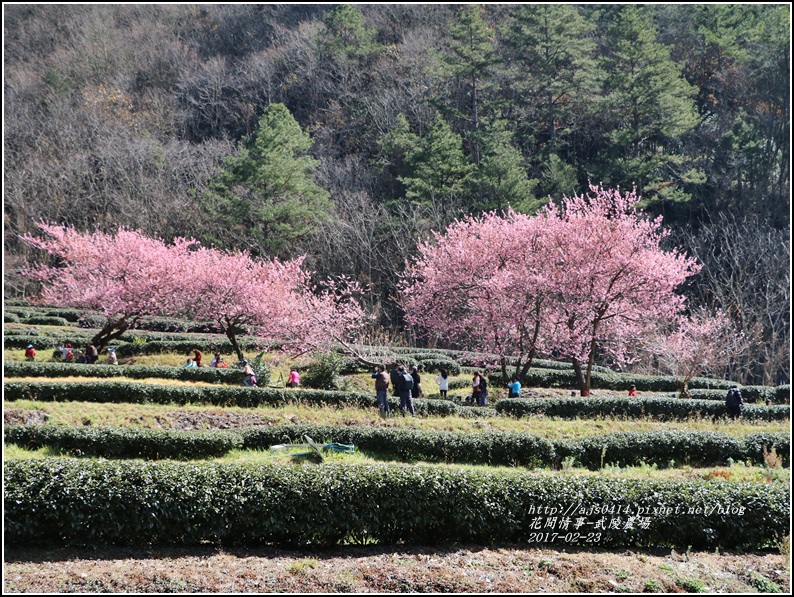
[5,460,788,548]
[5,425,242,460]
[4,312,20,323]
[3,380,484,418]
[3,361,245,384]
[23,316,70,327]
[494,397,791,421]
[301,352,349,390]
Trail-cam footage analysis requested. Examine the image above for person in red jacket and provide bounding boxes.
[628,384,637,397]
[25,344,36,361]
[194,349,202,368]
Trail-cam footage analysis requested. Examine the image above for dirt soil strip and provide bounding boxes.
[4,545,789,593]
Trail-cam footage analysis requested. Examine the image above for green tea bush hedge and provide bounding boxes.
[566,430,769,469]
[5,459,788,548]
[24,316,71,327]
[488,369,737,393]
[495,397,790,421]
[3,380,484,418]
[3,361,245,384]
[241,425,555,468]
[5,425,241,460]
[6,424,786,469]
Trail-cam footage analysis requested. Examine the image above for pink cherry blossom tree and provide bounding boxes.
[400,210,557,382]
[539,185,700,393]
[646,308,737,398]
[186,247,368,362]
[401,185,701,394]
[22,223,197,352]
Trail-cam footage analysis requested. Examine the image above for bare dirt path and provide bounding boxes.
[4,545,789,593]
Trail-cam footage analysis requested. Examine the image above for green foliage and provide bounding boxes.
[5,425,242,460]
[5,459,788,548]
[320,4,380,61]
[495,397,790,422]
[567,430,790,469]
[249,352,271,387]
[4,361,245,384]
[3,380,484,418]
[301,352,349,390]
[24,316,70,326]
[4,312,20,323]
[203,103,332,257]
[6,424,787,471]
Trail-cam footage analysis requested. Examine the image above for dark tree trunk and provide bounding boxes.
[91,315,136,353]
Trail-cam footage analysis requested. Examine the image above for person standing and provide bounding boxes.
[436,369,449,399]
[472,372,482,405]
[390,365,402,397]
[397,366,415,417]
[726,385,743,419]
[411,366,424,398]
[194,349,202,368]
[372,365,391,418]
[288,368,301,388]
[86,342,99,364]
[478,372,489,406]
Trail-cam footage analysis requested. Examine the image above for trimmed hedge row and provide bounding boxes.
[688,387,789,404]
[6,424,787,470]
[5,425,242,460]
[495,397,791,421]
[5,459,788,548]
[2,380,485,418]
[3,361,245,384]
[488,368,738,393]
[561,430,790,469]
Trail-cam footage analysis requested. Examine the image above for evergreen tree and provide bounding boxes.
[320,4,380,62]
[473,118,539,213]
[504,4,600,145]
[441,4,499,164]
[598,6,700,204]
[203,103,332,258]
[401,113,474,215]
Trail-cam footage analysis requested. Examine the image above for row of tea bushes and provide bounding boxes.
[688,386,790,404]
[487,369,738,393]
[3,380,487,418]
[495,397,790,421]
[3,361,245,384]
[5,380,787,421]
[7,424,788,469]
[5,459,788,549]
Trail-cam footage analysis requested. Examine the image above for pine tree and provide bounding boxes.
[473,118,539,213]
[203,103,332,258]
[598,6,699,202]
[504,4,600,144]
[441,4,499,164]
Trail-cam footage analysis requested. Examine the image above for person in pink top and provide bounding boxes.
[288,368,301,388]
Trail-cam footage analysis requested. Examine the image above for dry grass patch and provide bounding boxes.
[3,545,789,593]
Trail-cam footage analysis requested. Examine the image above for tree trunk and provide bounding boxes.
[226,328,244,363]
[91,315,135,353]
[571,357,587,395]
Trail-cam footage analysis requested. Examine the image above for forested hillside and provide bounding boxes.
[3,4,790,383]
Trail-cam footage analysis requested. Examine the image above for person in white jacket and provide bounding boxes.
[435,369,449,399]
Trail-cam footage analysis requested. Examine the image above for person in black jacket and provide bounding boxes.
[411,366,424,398]
[725,385,743,419]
